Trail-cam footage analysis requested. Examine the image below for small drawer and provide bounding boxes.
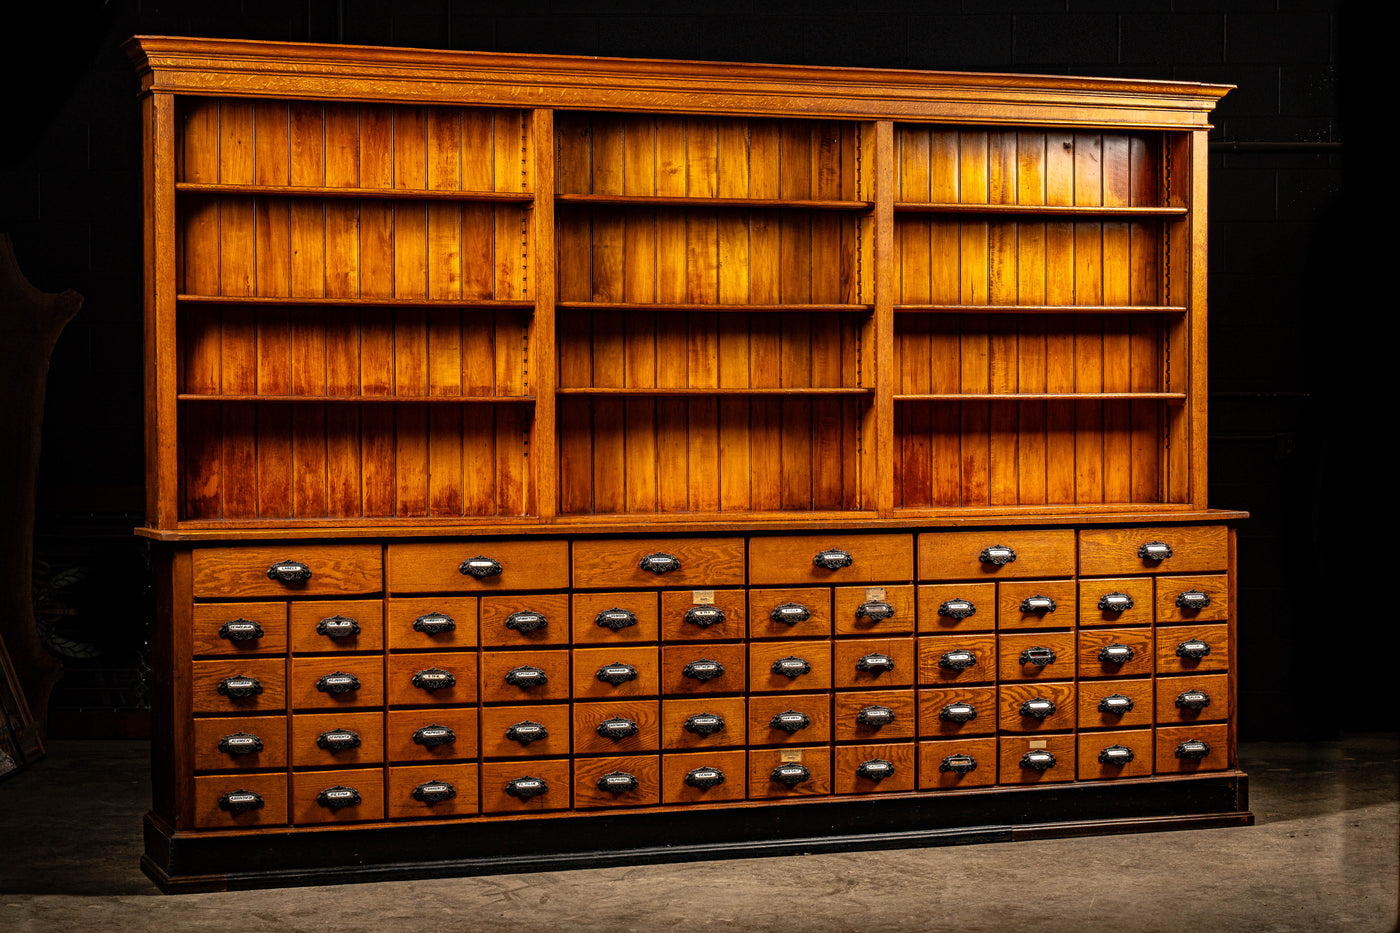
[997,631,1076,681]
[291,768,385,824]
[385,597,478,651]
[747,746,832,798]
[387,652,479,707]
[918,530,1074,581]
[916,686,997,738]
[999,734,1077,785]
[997,681,1077,733]
[659,589,746,642]
[834,584,915,636]
[572,646,660,700]
[917,633,996,685]
[833,637,915,689]
[996,580,1077,630]
[192,715,288,771]
[661,696,747,750]
[481,758,571,813]
[481,704,571,758]
[386,762,479,820]
[1156,672,1230,725]
[748,587,832,639]
[573,754,661,809]
[747,693,832,746]
[748,640,832,693]
[833,742,917,795]
[386,708,480,763]
[290,710,384,768]
[1155,723,1229,774]
[1077,628,1155,679]
[661,643,748,695]
[192,602,286,657]
[917,583,996,634]
[1077,728,1154,780]
[193,544,381,599]
[479,649,570,704]
[193,772,288,829]
[289,600,384,654]
[917,737,998,790]
[572,537,744,590]
[1156,623,1229,676]
[573,700,659,755]
[1078,678,1155,730]
[749,533,914,587]
[192,658,286,714]
[833,689,916,742]
[572,592,660,645]
[480,594,570,648]
[1078,577,1154,627]
[387,539,569,593]
[1155,574,1229,624]
[1079,524,1228,577]
[661,749,748,804]
[288,656,385,710]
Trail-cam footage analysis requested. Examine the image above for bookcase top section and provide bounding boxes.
[126,36,1231,130]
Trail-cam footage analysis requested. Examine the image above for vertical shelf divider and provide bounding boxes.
[872,120,896,516]
[530,107,558,521]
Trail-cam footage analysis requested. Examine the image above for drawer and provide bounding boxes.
[833,637,916,689]
[572,537,744,590]
[659,589,747,642]
[385,597,478,651]
[748,640,833,693]
[660,643,748,695]
[387,652,479,707]
[1078,678,1155,730]
[192,602,286,657]
[573,700,660,755]
[997,631,1076,681]
[917,583,996,634]
[747,746,832,798]
[661,749,748,804]
[747,693,832,746]
[1077,628,1155,679]
[1156,723,1229,774]
[1156,672,1230,725]
[833,689,916,742]
[1079,524,1228,576]
[917,737,998,790]
[918,530,1074,580]
[193,544,382,599]
[834,584,915,636]
[192,658,286,714]
[1078,577,1154,627]
[479,649,570,703]
[386,708,480,762]
[1156,623,1229,675]
[291,768,385,824]
[386,762,480,820]
[1155,574,1229,624]
[916,686,997,738]
[998,734,1077,785]
[661,696,747,750]
[997,682,1077,733]
[480,704,571,759]
[572,591,660,645]
[289,600,384,654]
[192,715,288,771]
[917,633,996,685]
[193,772,289,829]
[833,742,917,795]
[480,758,571,813]
[996,580,1078,630]
[480,594,570,648]
[749,533,914,587]
[288,656,385,710]
[386,539,569,593]
[573,754,661,809]
[572,646,660,700]
[1077,728,1154,780]
[749,587,832,639]
[290,710,384,768]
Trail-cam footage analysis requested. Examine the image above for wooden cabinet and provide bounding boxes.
[129,36,1248,892]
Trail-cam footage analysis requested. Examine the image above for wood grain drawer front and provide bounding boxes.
[1155,574,1229,624]
[192,659,286,714]
[833,637,916,689]
[661,696,747,750]
[193,715,288,771]
[833,689,916,742]
[997,632,1076,682]
[1156,623,1229,675]
[660,589,747,642]
[288,657,385,710]
[834,585,915,636]
[1156,672,1230,725]
[918,530,1075,581]
[1155,723,1230,774]
[573,700,660,756]
[661,644,748,696]
[193,545,382,599]
[387,708,481,763]
[918,737,998,790]
[749,587,832,639]
[572,537,744,590]
[997,682,1077,733]
[1078,678,1155,731]
[917,583,996,634]
[916,686,998,738]
[193,773,289,829]
[289,600,384,654]
[833,742,917,795]
[1079,524,1228,577]
[1077,729,1154,781]
[481,758,571,813]
[1079,577,1154,627]
[291,768,385,824]
[999,734,1077,785]
[917,634,996,685]
[749,534,914,587]
[749,640,833,693]
[572,592,660,645]
[386,540,569,594]
[387,653,479,707]
[480,594,570,648]
[996,580,1078,631]
[572,646,660,700]
[480,650,570,704]
[573,754,661,809]
[290,710,385,768]
[1077,628,1156,680]
[386,762,480,820]
[480,704,572,759]
[748,693,833,746]
[662,749,749,804]
[192,602,286,657]
[747,746,832,798]
[385,597,478,651]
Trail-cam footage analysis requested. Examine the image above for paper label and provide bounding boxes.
[865,587,886,601]
[1028,740,1048,749]
[692,590,715,605]
[780,750,804,763]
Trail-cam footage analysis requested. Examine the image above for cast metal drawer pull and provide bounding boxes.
[684,767,726,790]
[1098,745,1135,765]
[596,608,638,631]
[979,545,1016,566]
[856,600,894,621]
[770,710,811,733]
[939,702,978,724]
[459,555,503,577]
[938,599,976,620]
[771,603,811,624]
[684,713,726,736]
[316,785,361,810]
[684,606,725,628]
[316,729,361,752]
[1020,750,1057,771]
[813,548,853,570]
[639,552,681,574]
[855,653,895,673]
[1176,689,1212,711]
[411,781,456,805]
[266,559,312,584]
[316,615,360,639]
[504,610,548,633]
[771,656,812,679]
[1098,592,1134,612]
[1098,694,1135,715]
[1139,541,1174,562]
[682,659,724,682]
[412,612,456,635]
[771,764,811,786]
[218,790,265,814]
[1176,639,1212,660]
[505,666,548,688]
[1020,697,1056,719]
[1020,595,1057,614]
[1176,590,1212,610]
[217,675,262,699]
[218,732,264,756]
[506,721,548,745]
[1175,739,1211,760]
[413,724,456,747]
[597,771,639,794]
[1019,646,1056,667]
[412,668,456,691]
[939,754,978,775]
[596,663,639,686]
[597,718,639,740]
[315,672,360,695]
[218,618,263,642]
[856,705,895,728]
[506,777,548,799]
[856,758,895,782]
[1098,643,1135,664]
[938,649,977,671]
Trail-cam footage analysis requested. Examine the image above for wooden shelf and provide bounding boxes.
[176,183,534,203]
[894,201,1186,217]
[178,394,536,404]
[557,193,872,211]
[895,304,1186,314]
[557,387,873,397]
[895,393,1186,402]
[176,295,535,309]
[557,301,873,313]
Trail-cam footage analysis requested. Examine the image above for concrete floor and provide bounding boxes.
[1,736,1396,932]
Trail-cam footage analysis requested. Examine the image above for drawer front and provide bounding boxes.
[749,587,832,639]
[386,762,480,820]
[1156,723,1230,774]
[833,637,916,689]
[748,640,833,693]
[480,649,570,704]
[834,584,915,636]
[192,715,288,771]
[747,746,832,798]
[192,602,286,657]
[833,689,916,742]
[387,652,480,707]
[1156,623,1229,675]
[289,600,384,654]
[573,754,661,809]
[996,580,1078,630]
[572,537,744,590]
[832,742,917,795]
[661,696,748,750]
[193,545,382,599]
[917,583,996,634]
[749,533,914,587]
[916,686,997,738]
[1078,678,1155,730]
[192,658,287,714]
[659,589,747,642]
[997,681,1077,733]
[386,708,481,762]
[387,539,569,593]
[291,768,385,824]
[572,700,660,755]
[918,530,1075,580]
[193,772,289,829]
[481,758,572,813]
[1079,524,1228,577]
[1078,577,1154,627]
[918,737,998,790]
[571,646,661,700]
[1077,627,1156,679]
[385,597,478,651]
[290,710,385,768]
[997,631,1076,682]
[662,749,749,804]
[917,633,996,685]
[1156,672,1230,725]
[747,693,832,746]
[572,591,660,645]
[660,643,748,696]
[480,594,570,648]
[998,734,1077,785]
[1077,728,1154,780]
[480,704,572,759]
[1155,574,1229,624]
[288,656,385,710]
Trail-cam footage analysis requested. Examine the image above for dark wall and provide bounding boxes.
[2,1,1347,738]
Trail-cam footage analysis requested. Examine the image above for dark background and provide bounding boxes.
[2,0,1353,740]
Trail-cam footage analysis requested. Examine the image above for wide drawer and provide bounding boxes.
[193,772,288,829]
[1079,524,1228,576]
[832,743,917,795]
[291,768,385,824]
[386,708,481,762]
[387,539,569,593]
[191,602,286,657]
[572,537,744,589]
[290,710,385,768]
[833,689,916,742]
[192,715,288,771]
[1077,728,1154,780]
[918,737,998,790]
[193,544,381,598]
[749,533,913,586]
[918,530,1074,580]
[662,749,748,804]
[386,762,480,820]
